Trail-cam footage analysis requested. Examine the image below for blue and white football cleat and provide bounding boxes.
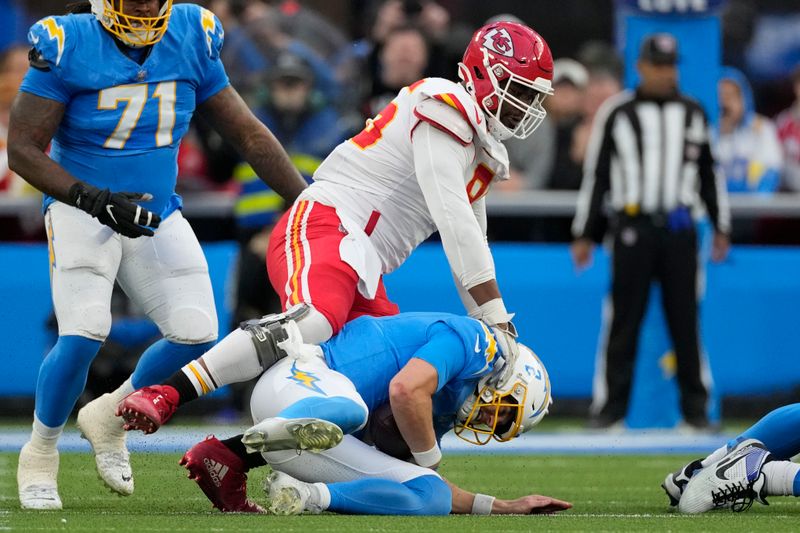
[662,458,704,507]
[678,439,771,514]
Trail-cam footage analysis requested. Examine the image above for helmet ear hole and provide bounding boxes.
[473,66,484,80]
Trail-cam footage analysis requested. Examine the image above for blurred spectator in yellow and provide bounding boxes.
[232,52,353,324]
[547,58,589,191]
[776,66,800,192]
[716,68,782,194]
[365,25,429,118]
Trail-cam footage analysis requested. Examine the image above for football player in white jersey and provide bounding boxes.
[119,19,555,484]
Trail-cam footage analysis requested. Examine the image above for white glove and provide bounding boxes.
[477,298,520,366]
[490,322,520,362]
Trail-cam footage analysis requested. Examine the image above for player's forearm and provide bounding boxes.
[388,382,436,452]
[445,478,477,514]
[198,86,307,202]
[8,142,79,202]
[239,126,308,202]
[8,92,78,202]
[467,279,502,307]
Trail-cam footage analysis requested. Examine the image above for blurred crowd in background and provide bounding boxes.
[2,1,800,240]
[1,0,800,414]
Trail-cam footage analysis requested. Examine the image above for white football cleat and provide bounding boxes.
[263,470,322,515]
[679,439,771,514]
[77,393,133,495]
[18,442,62,510]
[662,458,704,507]
[241,417,343,454]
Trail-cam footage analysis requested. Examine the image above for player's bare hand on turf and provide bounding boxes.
[496,494,573,514]
[69,182,161,238]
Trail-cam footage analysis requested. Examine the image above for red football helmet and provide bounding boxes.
[458,22,554,141]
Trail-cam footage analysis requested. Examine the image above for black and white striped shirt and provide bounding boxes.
[572,89,731,239]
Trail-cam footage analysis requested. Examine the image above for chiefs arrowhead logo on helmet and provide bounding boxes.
[482,28,515,58]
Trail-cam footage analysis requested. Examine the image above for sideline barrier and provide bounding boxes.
[4,242,800,408]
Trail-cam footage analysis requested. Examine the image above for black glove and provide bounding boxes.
[69,183,161,238]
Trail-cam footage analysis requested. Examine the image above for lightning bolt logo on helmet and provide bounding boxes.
[482,28,515,58]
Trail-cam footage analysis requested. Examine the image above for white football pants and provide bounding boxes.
[249,357,435,484]
[46,202,217,344]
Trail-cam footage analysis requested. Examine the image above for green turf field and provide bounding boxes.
[3,451,797,531]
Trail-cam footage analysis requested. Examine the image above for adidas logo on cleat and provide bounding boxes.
[203,458,229,488]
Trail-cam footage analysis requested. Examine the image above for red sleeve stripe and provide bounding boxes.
[433,93,471,124]
[407,79,426,93]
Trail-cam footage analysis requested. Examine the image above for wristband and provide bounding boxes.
[411,444,442,468]
[471,493,495,515]
[478,298,514,326]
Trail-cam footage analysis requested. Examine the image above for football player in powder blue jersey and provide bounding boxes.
[11,0,307,510]
[119,310,569,515]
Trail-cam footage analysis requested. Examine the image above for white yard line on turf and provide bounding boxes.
[0,427,733,454]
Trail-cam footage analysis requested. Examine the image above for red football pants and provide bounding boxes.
[267,200,399,335]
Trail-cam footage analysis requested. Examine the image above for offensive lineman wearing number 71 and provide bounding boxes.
[10,0,308,510]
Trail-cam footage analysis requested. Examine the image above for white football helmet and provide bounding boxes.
[90,0,172,47]
[454,343,551,445]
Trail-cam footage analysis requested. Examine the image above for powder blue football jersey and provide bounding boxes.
[19,4,229,218]
[321,312,501,437]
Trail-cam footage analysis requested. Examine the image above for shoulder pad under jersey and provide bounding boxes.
[414,97,474,145]
[28,16,73,69]
[193,5,225,60]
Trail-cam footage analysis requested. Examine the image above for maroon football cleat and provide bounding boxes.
[180,436,265,513]
[116,385,180,434]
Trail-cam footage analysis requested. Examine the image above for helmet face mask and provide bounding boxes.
[458,22,554,141]
[90,0,172,48]
[454,344,551,445]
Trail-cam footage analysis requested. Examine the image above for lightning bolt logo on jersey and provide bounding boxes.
[20,4,229,219]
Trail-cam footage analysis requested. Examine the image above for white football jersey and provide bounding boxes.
[302,77,510,276]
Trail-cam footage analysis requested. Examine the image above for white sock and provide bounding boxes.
[109,377,134,404]
[762,461,800,497]
[700,445,727,468]
[30,415,63,453]
[296,307,333,344]
[196,328,263,393]
[308,482,331,512]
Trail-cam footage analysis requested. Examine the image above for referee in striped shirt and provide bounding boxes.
[570,34,731,430]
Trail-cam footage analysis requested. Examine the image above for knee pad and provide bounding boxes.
[56,295,112,340]
[164,306,217,344]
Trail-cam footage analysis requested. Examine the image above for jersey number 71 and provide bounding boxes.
[98,82,177,149]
